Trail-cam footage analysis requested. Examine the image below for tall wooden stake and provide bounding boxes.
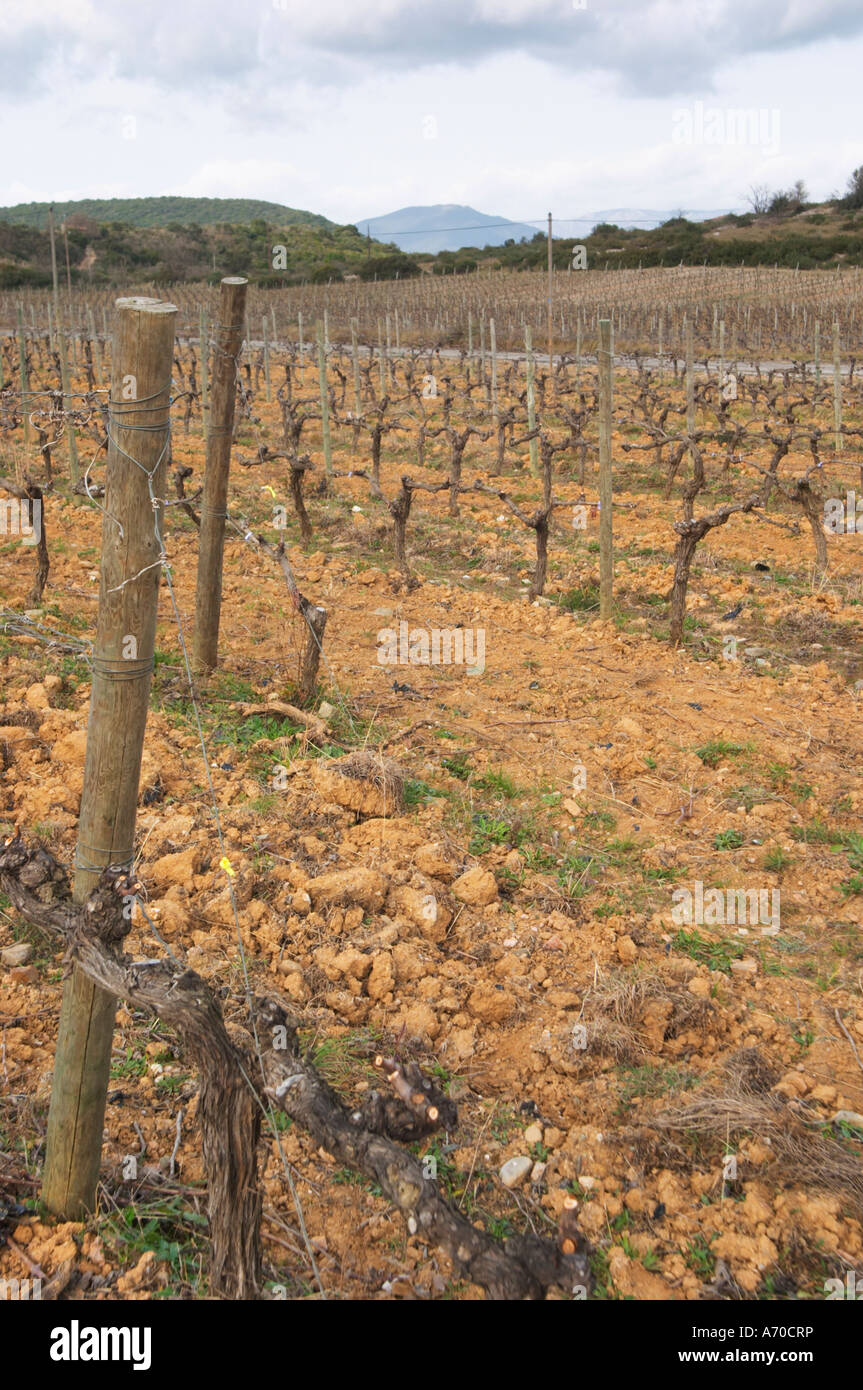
[685,314,695,450]
[200,306,209,438]
[16,306,31,446]
[262,314,271,402]
[58,326,79,485]
[193,277,248,675]
[598,318,614,620]
[525,325,538,477]
[317,320,333,485]
[350,316,361,451]
[833,320,843,451]
[42,295,177,1219]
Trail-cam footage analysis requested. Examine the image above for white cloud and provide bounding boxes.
[1,1,861,226]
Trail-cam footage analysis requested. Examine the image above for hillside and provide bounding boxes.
[3,196,863,290]
[0,216,412,290]
[0,197,333,230]
[477,202,863,273]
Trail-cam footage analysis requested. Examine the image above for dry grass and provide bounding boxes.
[311,751,406,818]
[620,1048,863,1207]
[582,966,710,1062]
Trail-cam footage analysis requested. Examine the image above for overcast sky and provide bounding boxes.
[2,0,861,229]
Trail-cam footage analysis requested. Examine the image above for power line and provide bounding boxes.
[359,212,729,238]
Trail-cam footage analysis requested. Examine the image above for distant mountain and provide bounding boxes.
[0,197,335,230]
[356,205,540,254]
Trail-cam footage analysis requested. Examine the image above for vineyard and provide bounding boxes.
[1,267,863,1303]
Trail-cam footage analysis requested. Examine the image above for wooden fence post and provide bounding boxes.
[489,317,498,428]
[317,320,333,485]
[262,314,271,402]
[17,307,31,446]
[350,317,362,452]
[525,325,539,477]
[193,276,248,675]
[598,318,614,620]
[685,314,695,440]
[199,305,209,439]
[833,320,843,452]
[42,295,177,1218]
[58,326,79,485]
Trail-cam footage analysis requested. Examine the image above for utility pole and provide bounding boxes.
[48,205,60,326]
[62,221,72,298]
[547,212,553,370]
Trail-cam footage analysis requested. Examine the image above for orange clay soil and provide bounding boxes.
[1,360,862,1301]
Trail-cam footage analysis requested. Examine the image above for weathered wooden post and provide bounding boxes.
[489,316,499,428]
[598,318,614,621]
[350,317,362,452]
[262,313,271,402]
[193,276,248,675]
[814,319,821,387]
[317,319,333,485]
[42,295,177,1218]
[87,306,104,387]
[58,326,79,486]
[685,314,694,437]
[350,318,361,410]
[199,305,209,439]
[525,325,539,477]
[17,307,31,446]
[833,320,843,452]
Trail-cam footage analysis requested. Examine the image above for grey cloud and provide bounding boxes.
[257,0,863,96]
[5,0,863,100]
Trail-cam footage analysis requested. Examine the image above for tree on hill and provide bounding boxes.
[842,167,863,210]
[745,184,771,214]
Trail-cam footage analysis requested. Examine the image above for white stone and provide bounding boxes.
[499,1155,532,1189]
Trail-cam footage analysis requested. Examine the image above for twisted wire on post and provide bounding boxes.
[74,840,134,875]
[90,656,155,683]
